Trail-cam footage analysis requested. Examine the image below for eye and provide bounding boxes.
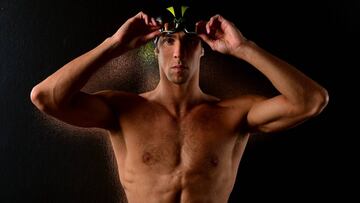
[163,37,175,45]
[184,36,199,46]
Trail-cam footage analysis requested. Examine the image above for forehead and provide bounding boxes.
[164,31,184,37]
[159,31,198,40]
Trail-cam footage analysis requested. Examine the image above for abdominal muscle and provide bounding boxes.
[120,153,239,203]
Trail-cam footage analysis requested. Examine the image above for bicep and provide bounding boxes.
[45,90,119,131]
[247,95,311,133]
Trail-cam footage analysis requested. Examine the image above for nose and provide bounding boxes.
[173,40,185,60]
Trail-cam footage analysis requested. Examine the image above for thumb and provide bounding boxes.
[144,29,161,41]
[198,34,213,48]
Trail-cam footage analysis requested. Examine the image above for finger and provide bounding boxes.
[216,15,231,30]
[206,19,211,34]
[196,21,207,34]
[207,14,219,34]
[144,29,161,41]
[150,17,157,26]
[215,14,225,23]
[144,15,149,25]
[149,24,162,31]
[139,11,150,25]
[198,33,213,47]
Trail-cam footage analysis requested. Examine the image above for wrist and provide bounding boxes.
[103,36,126,59]
[230,40,257,61]
[104,36,122,52]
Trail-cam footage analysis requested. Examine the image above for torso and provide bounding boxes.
[106,91,253,203]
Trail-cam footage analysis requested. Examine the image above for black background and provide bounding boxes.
[1,0,358,202]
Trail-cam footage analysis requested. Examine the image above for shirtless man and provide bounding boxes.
[30,11,329,203]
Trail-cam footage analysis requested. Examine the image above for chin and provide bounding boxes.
[170,78,187,84]
[167,72,190,84]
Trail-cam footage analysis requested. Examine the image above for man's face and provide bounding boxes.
[156,31,203,84]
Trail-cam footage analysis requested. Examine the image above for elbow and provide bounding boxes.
[306,87,329,117]
[30,86,52,112]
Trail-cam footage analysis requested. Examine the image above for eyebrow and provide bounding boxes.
[186,34,200,40]
[159,34,200,44]
[160,33,175,38]
[161,33,198,39]
[158,34,176,44]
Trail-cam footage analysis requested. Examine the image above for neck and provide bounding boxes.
[153,77,205,118]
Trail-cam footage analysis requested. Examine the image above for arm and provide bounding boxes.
[30,11,160,131]
[198,15,329,133]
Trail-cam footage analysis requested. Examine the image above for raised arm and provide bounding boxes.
[30,11,160,131]
[197,15,329,133]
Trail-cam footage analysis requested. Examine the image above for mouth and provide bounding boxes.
[171,65,188,70]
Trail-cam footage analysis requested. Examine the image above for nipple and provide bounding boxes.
[142,152,159,165]
[210,156,219,167]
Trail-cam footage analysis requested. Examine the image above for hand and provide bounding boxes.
[196,15,248,56]
[110,11,161,55]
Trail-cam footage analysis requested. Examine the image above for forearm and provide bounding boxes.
[232,41,328,107]
[31,37,119,108]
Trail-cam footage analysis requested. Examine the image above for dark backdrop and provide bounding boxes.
[1,0,357,202]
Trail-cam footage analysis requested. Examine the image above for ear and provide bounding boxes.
[200,47,204,57]
[154,47,159,56]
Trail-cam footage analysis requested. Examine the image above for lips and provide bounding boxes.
[171,65,187,70]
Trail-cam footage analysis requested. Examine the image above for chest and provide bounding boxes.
[116,104,247,172]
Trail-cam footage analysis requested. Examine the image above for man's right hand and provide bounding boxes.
[109,11,161,56]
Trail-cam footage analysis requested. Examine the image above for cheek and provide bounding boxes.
[158,50,172,62]
[158,54,171,71]
[163,50,173,58]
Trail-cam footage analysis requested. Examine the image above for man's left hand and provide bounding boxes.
[196,15,248,56]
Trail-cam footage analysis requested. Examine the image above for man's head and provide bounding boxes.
[155,31,204,84]
[153,5,204,84]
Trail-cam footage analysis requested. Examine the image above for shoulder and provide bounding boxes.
[204,94,221,104]
[92,90,148,108]
[209,94,268,133]
[92,90,144,100]
[218,94,267,110]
